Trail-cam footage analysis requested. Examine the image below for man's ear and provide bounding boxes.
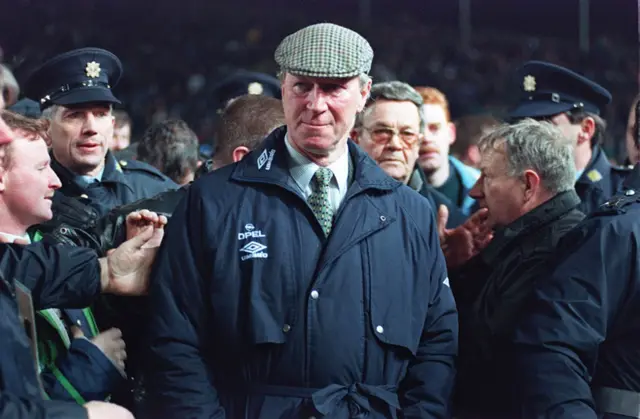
[577,116,596,146]
[522,169,541,202]
[448,121,457,145]
[351,128,361,144]
[232,146,251,163]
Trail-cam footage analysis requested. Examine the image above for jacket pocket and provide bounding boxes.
[365,235,427,357]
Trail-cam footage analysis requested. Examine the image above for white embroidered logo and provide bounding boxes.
[257,149,276,170]
[238,223,266,241]
[240,241,268,261]
[238,223,268,261]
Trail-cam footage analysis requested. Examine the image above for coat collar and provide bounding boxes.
[481,190,581,265]
[576,146,610,185]
[51,151,128,194]
[231,126,401,195]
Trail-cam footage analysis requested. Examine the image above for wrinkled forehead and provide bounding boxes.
[284,73,359,85]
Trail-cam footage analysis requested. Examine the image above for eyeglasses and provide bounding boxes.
[362,126,421,146]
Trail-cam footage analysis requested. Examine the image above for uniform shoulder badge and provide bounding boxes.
[586,169,602,182]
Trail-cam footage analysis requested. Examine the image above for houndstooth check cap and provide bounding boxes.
[274,23,373,79]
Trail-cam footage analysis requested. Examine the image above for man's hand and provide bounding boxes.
[438,206,494,269]
[85,401,135,419]
[100,225,163,296]
[72,326,127,372]
[126,209,168,246]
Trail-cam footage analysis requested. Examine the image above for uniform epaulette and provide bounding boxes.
[594,189,640,215]
[117,159,169,181]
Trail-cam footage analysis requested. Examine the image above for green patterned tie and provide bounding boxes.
[309,167,334,236]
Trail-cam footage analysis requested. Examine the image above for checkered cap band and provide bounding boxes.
[274,23,373,78]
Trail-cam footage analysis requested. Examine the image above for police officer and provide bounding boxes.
[23,47,177,219]
[511,161,640,418]
[211,69,281,111]
[508,61,630,215]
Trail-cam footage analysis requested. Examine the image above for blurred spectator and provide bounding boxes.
[452,114,502,168]
[136,119,199,185]
[625,93,640,166]
[111,109,132,152]
[211,94,285,169]
[415,86,480,215]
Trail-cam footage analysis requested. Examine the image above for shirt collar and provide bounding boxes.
[284,133,349,194]
[0,231,31,244]
[75,166,105,187]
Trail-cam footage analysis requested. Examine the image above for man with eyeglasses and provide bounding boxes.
[351,81,466,228]
[507,61,631,214]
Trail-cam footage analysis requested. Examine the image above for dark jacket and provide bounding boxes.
[513,164,640,419]
[575,146,630,215]
[144,127,458,419]
[0,242,101,419]
[450,190,584,417]
[50,151,177,219]
[409,166,466,229]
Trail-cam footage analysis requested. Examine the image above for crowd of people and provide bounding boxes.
[1,0,636,162]
[1,6,640,419]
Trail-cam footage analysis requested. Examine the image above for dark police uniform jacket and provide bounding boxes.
[42,150,176,407]
[575,146,630,215]
[0,242,101,419]
[50,150,177,220]
[513,164,640,419]
[449,190,584,418]
[144,126,459,418]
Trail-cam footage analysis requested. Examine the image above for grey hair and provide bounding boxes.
[353,81,425,132]
[41,103,113,120]
[479,118,576,194]
[277,71,371,88]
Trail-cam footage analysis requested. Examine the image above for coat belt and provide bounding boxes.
[249,383,400,417]
[593,386,640,418]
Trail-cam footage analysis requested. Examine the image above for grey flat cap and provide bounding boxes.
[275,23,373,79]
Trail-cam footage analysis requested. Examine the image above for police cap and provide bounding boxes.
[213,70,281,108]
[24,47,123,110]
[508,60,612,119]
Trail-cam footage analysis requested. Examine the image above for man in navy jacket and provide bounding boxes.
[145,23,458,419]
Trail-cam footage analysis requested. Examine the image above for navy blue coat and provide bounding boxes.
[0,242,100,419]
[145,127,459,419]
[575,146,630,215]
[513,164,640,419]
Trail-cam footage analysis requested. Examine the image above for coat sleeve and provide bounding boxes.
[400,210,458,419]
[512,218,630,419]
[0,391,87,419]
[40,338,123,404]
[145,184,224,418]
[0,243,101,310]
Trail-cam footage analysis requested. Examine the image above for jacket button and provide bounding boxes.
[376,325,384,334]
[282,324,291,333]
[625,189,636,196]
[310,290,319,299]
[380,215,386,222]
[79,194,89,199]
